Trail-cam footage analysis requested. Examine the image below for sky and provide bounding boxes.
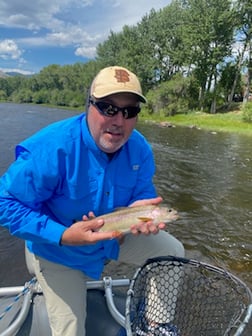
[0,0,170,75]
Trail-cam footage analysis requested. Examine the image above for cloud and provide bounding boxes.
[75,46,97,58]
[0,0,105,59]
[47,27,100,46]
[0,0,168,35]
[0,0,170,71]
[0,0,90,30]
[0,67,34,75]
[17,26,101,58]
[0,39,22,60]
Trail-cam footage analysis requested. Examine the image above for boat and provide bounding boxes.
[0,276,128,336]
[1,255,252,336]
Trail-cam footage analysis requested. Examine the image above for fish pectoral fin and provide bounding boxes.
[138,217,152,222]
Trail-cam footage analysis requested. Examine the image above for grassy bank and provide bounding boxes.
[139,110,252,136]
[2,101,252,136]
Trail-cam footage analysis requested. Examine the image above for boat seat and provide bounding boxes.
[25,245,36,276]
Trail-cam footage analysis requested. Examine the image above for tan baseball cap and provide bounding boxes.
[90,66,146,103]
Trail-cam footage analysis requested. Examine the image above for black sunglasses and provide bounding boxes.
[89,99,141,119]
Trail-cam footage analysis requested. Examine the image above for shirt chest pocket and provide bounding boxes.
[66,179,98,200]
[113,171,138,206]
[50,178,99,222]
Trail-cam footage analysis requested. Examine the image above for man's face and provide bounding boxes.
[87,93,140,153]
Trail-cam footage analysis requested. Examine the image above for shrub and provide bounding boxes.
[242,102,252,123]
[32,89,50,104]
[145,74,193,116]
[0,90,7,100]
[11,89,33,103]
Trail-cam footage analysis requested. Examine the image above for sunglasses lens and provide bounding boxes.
[93,101,140,119]
[99,102,117,117]
[124,106,141,119]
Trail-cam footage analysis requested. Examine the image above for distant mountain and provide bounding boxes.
[0,70,33,78]
[5,71,26,77]
[0,70,9,78]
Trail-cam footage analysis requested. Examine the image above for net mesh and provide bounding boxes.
[125,256,252,336]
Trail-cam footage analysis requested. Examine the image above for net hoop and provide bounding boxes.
[125,256,252,336]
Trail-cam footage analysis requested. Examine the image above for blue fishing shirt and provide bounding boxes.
[0,113,157,279]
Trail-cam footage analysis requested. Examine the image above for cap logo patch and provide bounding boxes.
[114,69,130,83]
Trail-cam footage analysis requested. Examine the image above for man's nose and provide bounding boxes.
[112,111,125,123]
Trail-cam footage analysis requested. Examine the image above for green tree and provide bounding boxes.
[219,62,242,104]
[0,78,9,97]
[235,0,252,103]
[181,0,236,112]
[37,65,63,90]
[96,31,123,68]
[96,4,186,92]
[0,0,248,115]
[141,3,185,83]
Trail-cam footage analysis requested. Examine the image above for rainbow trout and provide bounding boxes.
[98,205,178,234]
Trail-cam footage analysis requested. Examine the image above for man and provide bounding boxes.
[0,66,184,335]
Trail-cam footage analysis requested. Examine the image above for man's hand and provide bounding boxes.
[129,196,163,207]
[60,215,120,246]
[129,196,166,235]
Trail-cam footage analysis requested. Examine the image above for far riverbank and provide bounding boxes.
[1,101,252,136]
[64,101,252,136]
[139,110,252,136]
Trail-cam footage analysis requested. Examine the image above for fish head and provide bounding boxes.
[166,208,179,221]
[152,206,179,223]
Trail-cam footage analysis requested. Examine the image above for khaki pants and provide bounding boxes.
[29,231,184,336]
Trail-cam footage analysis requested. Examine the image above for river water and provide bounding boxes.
[0,103,251,333]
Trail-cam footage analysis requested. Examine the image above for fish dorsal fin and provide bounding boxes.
[138,216,152,222]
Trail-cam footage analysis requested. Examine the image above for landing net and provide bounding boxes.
[125,256,252,336]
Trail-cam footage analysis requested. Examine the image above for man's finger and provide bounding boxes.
[84,218,104,231]
[90,230,121,242]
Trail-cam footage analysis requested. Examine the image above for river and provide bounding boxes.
[0,103,251,333]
